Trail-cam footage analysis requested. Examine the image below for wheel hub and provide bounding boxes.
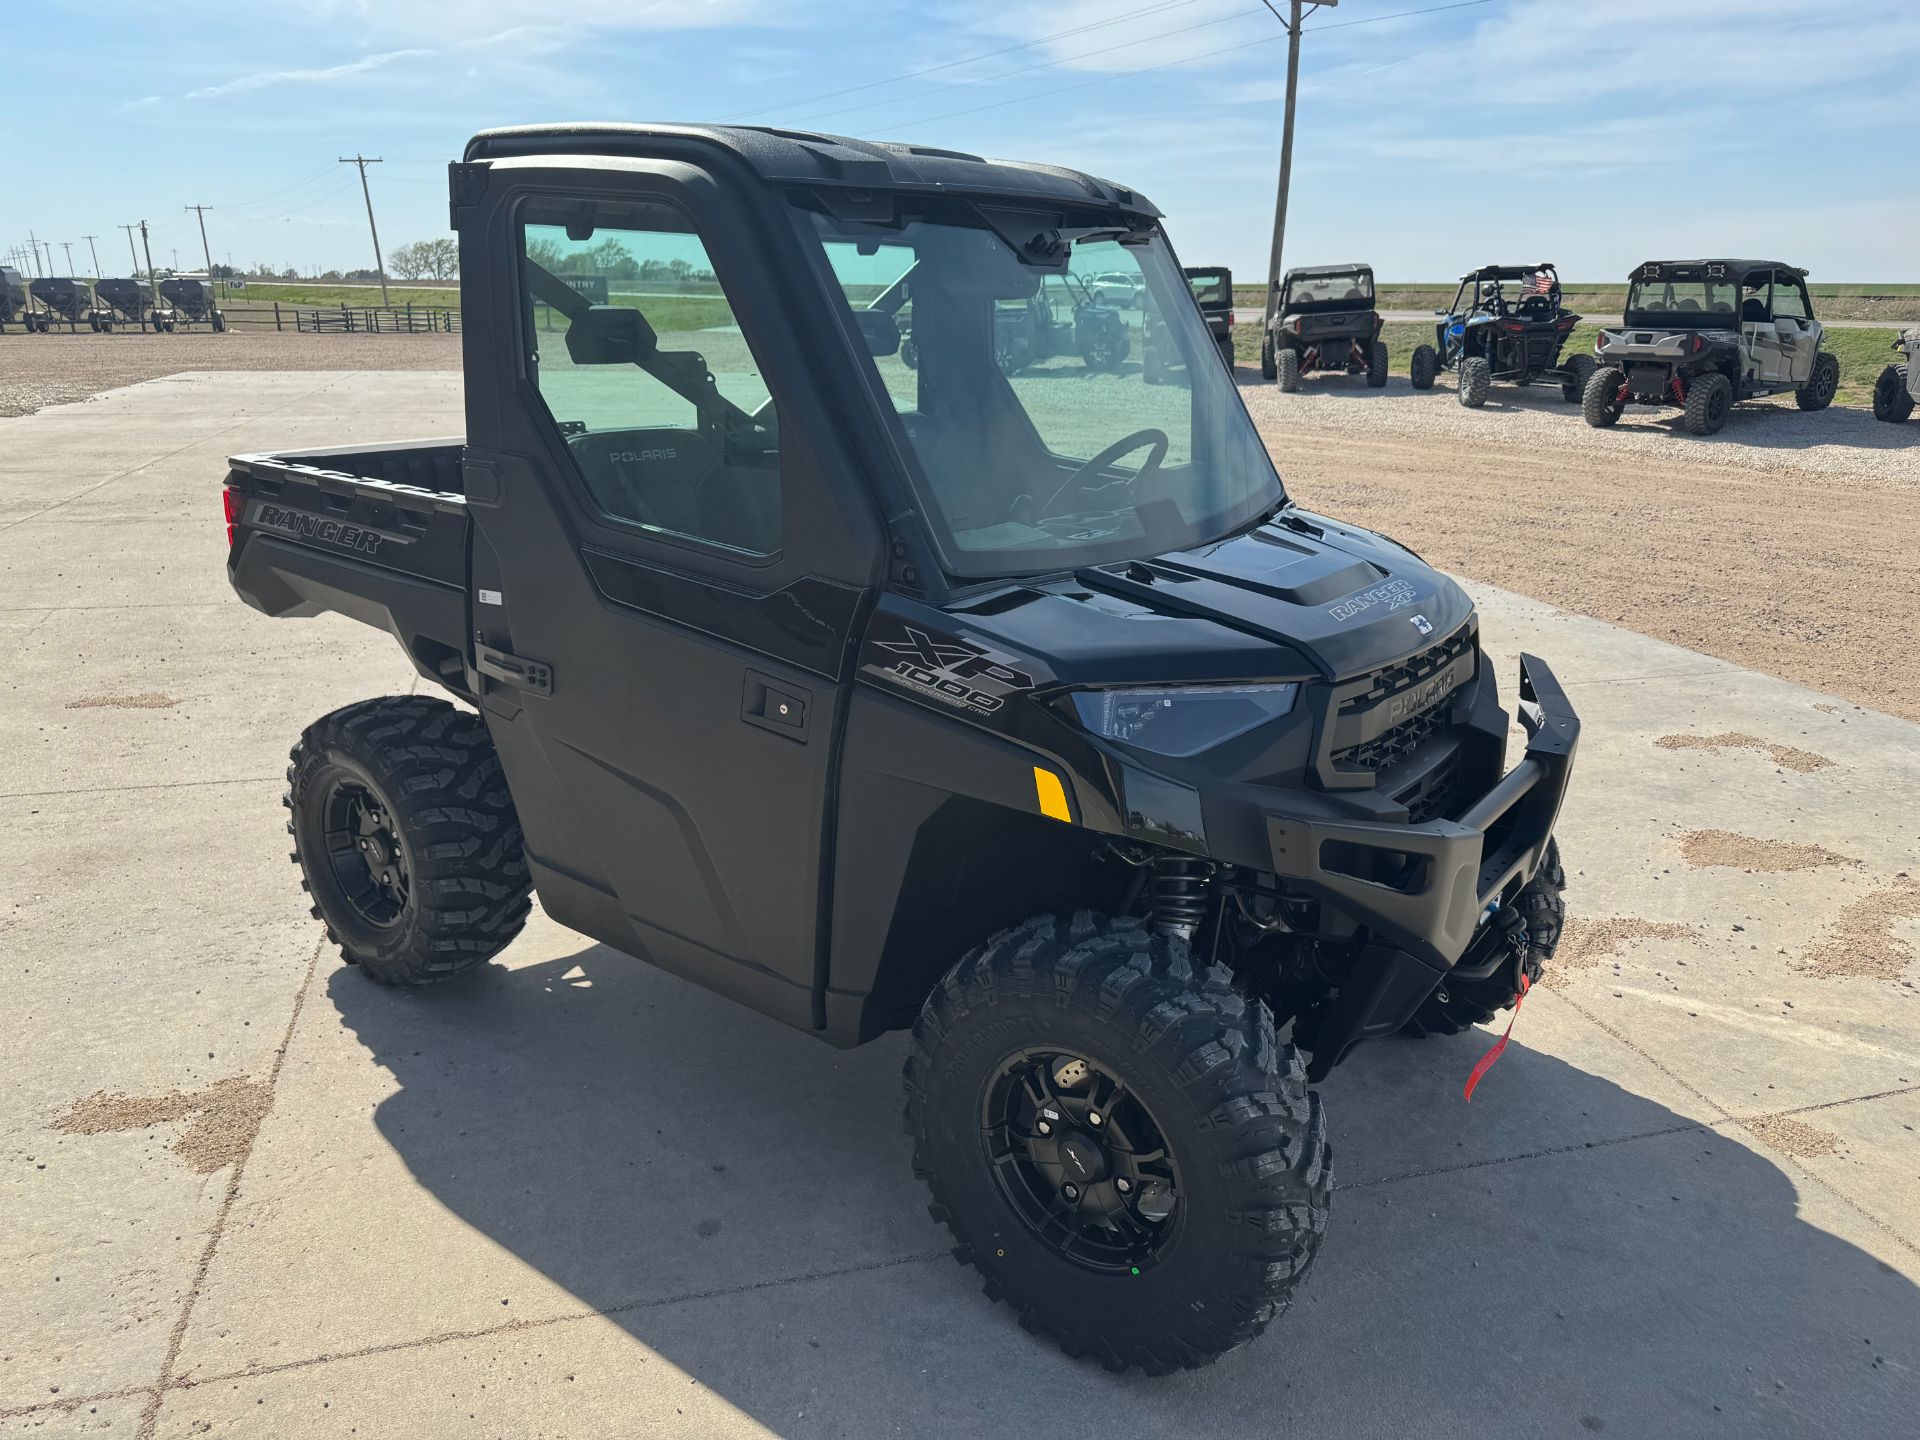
[981,1047,1182,1274]
[319,779,410,926]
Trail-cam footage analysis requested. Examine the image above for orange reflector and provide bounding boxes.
[1033,767,1071,823]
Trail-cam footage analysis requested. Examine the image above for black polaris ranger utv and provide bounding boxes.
[1260,262,1387,391]
[225,123,1578,1375]
[1583,260,1839,436]
[1184,265,1236,369]
[1410,263,1592,408]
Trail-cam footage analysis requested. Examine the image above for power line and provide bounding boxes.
[1306,0,1494,31]
[787,5,1271,128]
[722,0,1211,121]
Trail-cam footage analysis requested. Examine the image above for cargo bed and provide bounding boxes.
[224,439,475,695]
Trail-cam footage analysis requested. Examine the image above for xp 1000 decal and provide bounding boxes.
[863,617,1035,716]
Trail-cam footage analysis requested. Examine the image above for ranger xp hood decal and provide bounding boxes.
[1327,579,1416,623]
[864,616,1035,716]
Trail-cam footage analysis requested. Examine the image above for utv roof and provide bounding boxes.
[1459,263,1556,281]
[1283,263,1372,280]
[1632,259,1807,280]
[464,122,1161,218]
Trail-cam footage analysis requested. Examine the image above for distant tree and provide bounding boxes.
[422,237,458,280]
[667,258,693,282]
[389,242,430,282]
[527,237,566,271]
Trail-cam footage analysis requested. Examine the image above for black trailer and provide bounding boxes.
[25,277,101,332]
[0,265,28,332]
[159,277,227,332]
[93,278,160,330]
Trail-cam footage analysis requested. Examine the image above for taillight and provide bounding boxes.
[222,486,241,548]
[1689,334,1707,354]
[1224,311,1235,326]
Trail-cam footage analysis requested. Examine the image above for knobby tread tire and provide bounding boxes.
[1366,338,1389,388]
[286,695,530,986]
[1583,365,1626,427]
[1402,840,1566,1038]
[1409,344,1438,390]
[904,912,1332,1375]
[1561,352,1596,404]
[1684,371,1732,435]
[1795,350,1839,411]
[1277,346,1301,393]
[1873,363,1913,423]
[1457,356,1492,408]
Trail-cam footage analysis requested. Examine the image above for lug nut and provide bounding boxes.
[1088,1112,1103,1127]
[1062,1182,1080,1201]
[1116,1177,1132,1194]
[1036,1119,1052,1137]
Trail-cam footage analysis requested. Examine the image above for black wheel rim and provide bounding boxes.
[319,778,411,927]
[1710,384,1730,426]
[981,1046,1182,1275]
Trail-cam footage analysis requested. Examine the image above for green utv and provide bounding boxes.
[224,124,1579,1373]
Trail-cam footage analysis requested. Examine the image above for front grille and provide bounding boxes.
[1335,704,1444,772]
[1395,753,1460,824]
[1337,624,1476,716]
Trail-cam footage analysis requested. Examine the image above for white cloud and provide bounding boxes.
[187,49,433,100]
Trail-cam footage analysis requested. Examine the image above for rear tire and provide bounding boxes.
[906,912,1332,1375]
[1584,365,1626,427]
[1873,363,1913,423]
[1409,344,1438,390]
[1260,334,1277,381]
[1684,371,1732,435]
[1277,347,1301,393]
[1794,350,1838,411]
[286,696,531,986]
[1366,339,1389,389]
[1457,355,1491,408]
[1402,841,1565,1038]
[1560,352,1595,404]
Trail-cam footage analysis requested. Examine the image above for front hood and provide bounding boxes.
[925,509,1475,690]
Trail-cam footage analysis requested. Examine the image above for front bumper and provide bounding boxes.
[1266,654,1580,1074]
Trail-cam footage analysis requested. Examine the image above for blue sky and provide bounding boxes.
[5,0,1917,283]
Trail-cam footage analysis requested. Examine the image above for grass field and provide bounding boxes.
[1233,320,1899,405]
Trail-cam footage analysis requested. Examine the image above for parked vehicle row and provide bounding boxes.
[0,271,225,333]
[1240,255,1878,438]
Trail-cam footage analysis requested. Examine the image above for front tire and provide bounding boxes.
[1277,346,1301,392]
[906,913,1331,1374]
[1795,350,1839,411]
[1457,355,1491,407]
[1259,334,1277,381]
[1403,841,1565,1037]
[1874,363,1913,423]
[286,696,531,986]
[1409,344,1438,390]
[1560,352,1596,404]
[1684,371,1733,435]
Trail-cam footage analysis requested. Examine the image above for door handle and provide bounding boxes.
[476,643,553,696]
[742,670,810,741]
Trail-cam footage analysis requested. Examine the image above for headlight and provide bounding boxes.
[1071,683,1299,757]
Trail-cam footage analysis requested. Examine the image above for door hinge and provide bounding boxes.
[475,643,552,696]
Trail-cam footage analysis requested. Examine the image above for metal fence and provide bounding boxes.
[228,303,462,334]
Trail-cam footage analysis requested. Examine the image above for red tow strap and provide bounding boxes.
[1462,973,1530,1103]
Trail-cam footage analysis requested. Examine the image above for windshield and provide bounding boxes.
[803,205,1282,579]
[1186,270,1230,306]
[1626,277,1738,324]
[1284,271,1372,308]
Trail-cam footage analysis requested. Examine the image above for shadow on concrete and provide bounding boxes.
[330,945,1919,1438]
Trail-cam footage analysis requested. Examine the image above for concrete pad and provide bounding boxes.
[150,1125,1918,1440]
[0,1392,151,1436]
[1756,1089,1920,1249]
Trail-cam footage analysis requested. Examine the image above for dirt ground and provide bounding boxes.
[1244,381,1920,722]
[0,331,462,418]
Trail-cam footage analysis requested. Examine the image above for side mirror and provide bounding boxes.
[854,308,900,357]
[565,305,657,366]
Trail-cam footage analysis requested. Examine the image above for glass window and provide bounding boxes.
[519,202,780,557]
[803,205,1282,579]
[1626,278,1738,321]
[1284,271,1373,308]
[1186,270,1231,307]
[1771,275,1810,320]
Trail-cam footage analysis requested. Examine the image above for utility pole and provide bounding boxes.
[1260,0,1336,336]
[26,231,43,277]
[137,220,161,311]
[118,223,141,278]
[339,155,389,304]
[60,241,74,274]
[82,234,101,276]
[184,205,216,281]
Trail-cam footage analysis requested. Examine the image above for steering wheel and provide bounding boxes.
[1034,428,1170,520]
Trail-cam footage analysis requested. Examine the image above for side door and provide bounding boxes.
[1769,271,1817,383]
[457,160,883,1032]
[1740,272,1786,386]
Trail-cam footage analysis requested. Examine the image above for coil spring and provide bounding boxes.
[1149,857,1215,941]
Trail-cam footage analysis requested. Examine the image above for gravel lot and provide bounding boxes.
[0,331,460,418]
[1242,374,1920,721]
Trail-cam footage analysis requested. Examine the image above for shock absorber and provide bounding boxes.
[1148,856,1216,941]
